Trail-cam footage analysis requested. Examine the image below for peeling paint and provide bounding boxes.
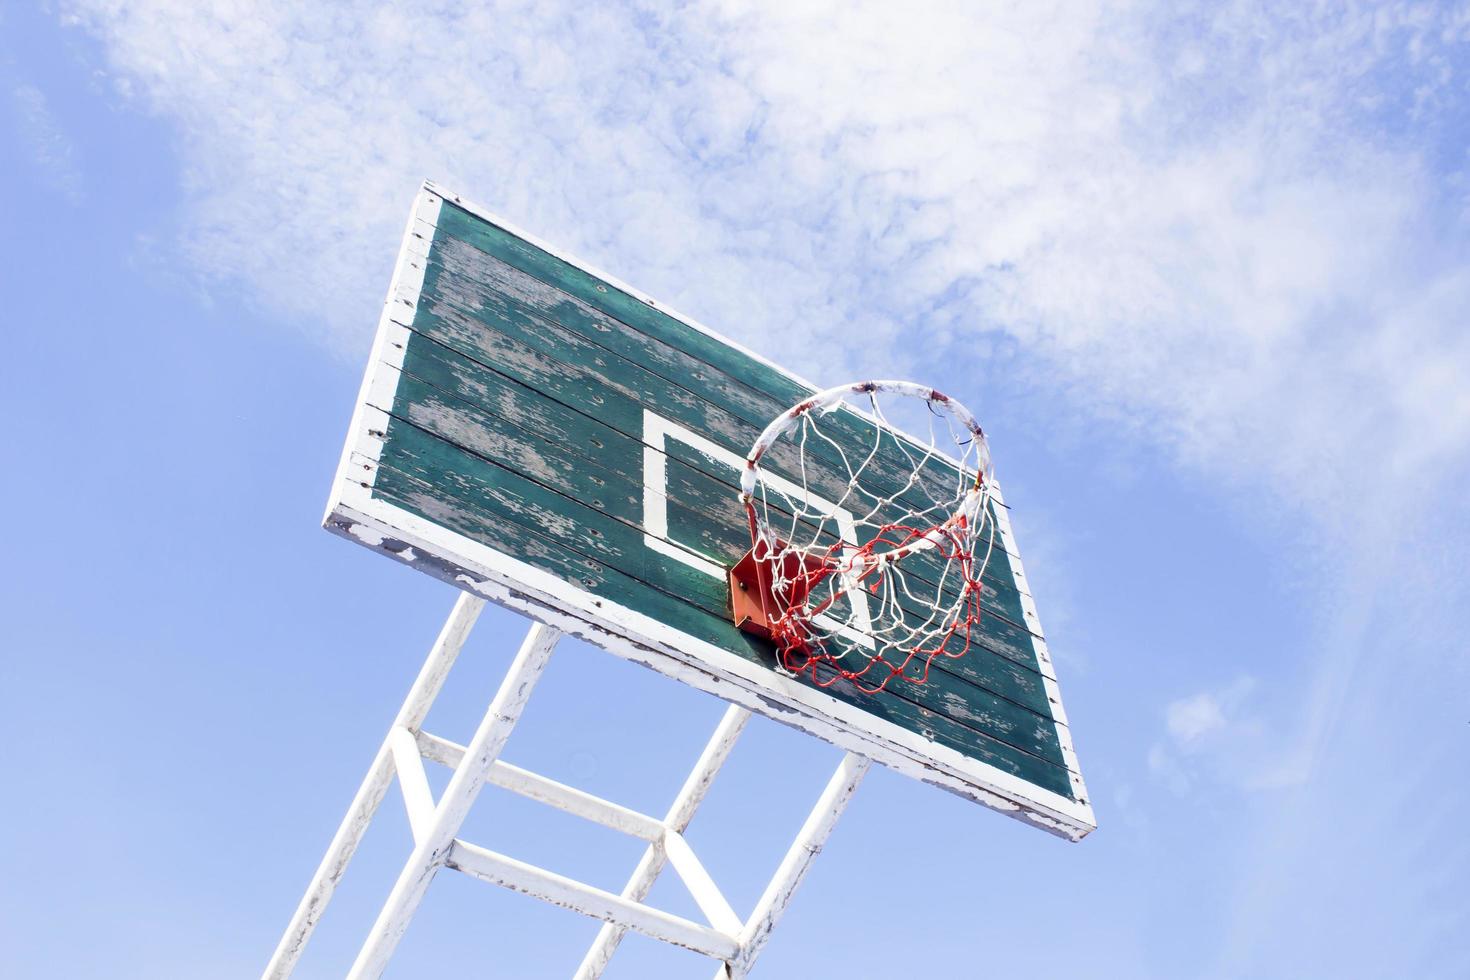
[320,188,1094,845]
[347,523,388,547]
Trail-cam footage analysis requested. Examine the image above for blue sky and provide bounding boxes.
[2,2,1468,977]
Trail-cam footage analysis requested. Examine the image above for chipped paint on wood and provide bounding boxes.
[422,225,999,550]
[363,422,1073,790]
[328,501,1088,837]
[324,182,1096,841]
[384,349,1048,712]
[388,334,1033,621]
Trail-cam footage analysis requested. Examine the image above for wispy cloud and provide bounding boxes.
[59,2,1470,518]
[1167,689,1232,744]
[58,3,1470,971]
[60,2,785,356]
[717,2,1470,520]
[1148,677,1306,795]
[11,83,83,204]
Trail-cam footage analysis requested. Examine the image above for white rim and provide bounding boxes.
[739,380,990,500]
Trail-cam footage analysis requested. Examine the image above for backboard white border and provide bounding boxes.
[325,182,1095,841]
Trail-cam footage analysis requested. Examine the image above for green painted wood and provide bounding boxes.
[390,327,1035,639]
[388,359,1058,719]
[416,264,906,536]
[408,253,1032,617]
[370,410,1074,797]
[423,222,1000,542]
[436,202,983,494]
[373,387,1070,777]
[386,346,1052,718]
[370,447,1070,797]
[358,200,1084,804]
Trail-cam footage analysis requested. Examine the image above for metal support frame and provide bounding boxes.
[262,595,870,979]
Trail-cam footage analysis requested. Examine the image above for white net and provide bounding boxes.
[738,381,998,694]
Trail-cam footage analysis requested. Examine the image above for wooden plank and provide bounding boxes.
[383,337,1046,695]
[382,339,1061,750]
[373,387,1052,740]
[369,415,1074,793]
[369,468,1071,797]
[366,422,1064,767]
[324,182,1093,837]
[411,277,873,529]
[419,222,999,544]
[420,247,980,536]
[433,202,969,489]
[391,313,1034,632]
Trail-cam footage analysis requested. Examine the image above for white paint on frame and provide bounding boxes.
[324,181,1096,840]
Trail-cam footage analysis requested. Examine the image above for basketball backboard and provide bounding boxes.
[326,181,1094,841]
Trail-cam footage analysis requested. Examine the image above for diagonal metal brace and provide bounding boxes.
[262,595,869,980]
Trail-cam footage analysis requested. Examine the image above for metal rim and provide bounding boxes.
[739,379,990,500]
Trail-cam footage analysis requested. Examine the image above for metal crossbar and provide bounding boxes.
[448,840,741,960]
[261,594,869,979]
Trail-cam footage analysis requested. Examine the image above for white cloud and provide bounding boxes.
[713,1,1470,522]
[60,0,1470,796]
[1165,690,1228,744]
[57,3,1470,970]
[59,1,1470,520]
[11,83,83,203]
[1149,677,1294,795]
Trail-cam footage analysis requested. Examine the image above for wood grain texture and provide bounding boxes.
[425,209,1008,549]
[384,336,1044,676]
[370,414,1072,794]
[402,269,1034,624]
[347,193,1086,809]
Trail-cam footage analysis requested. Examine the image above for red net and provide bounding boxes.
[736,380,996,695]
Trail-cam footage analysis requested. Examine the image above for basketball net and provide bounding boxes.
[736,381,996,695]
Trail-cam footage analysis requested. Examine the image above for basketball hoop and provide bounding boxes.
[729,380,997,695]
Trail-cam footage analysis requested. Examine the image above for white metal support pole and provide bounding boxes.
[262,593,485,980]
[265,597,866,979]
[715,751,871,980]
[574,703,751,979]
[346,620,561,979]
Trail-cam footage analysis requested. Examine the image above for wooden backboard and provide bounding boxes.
[326,182,1095,840]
